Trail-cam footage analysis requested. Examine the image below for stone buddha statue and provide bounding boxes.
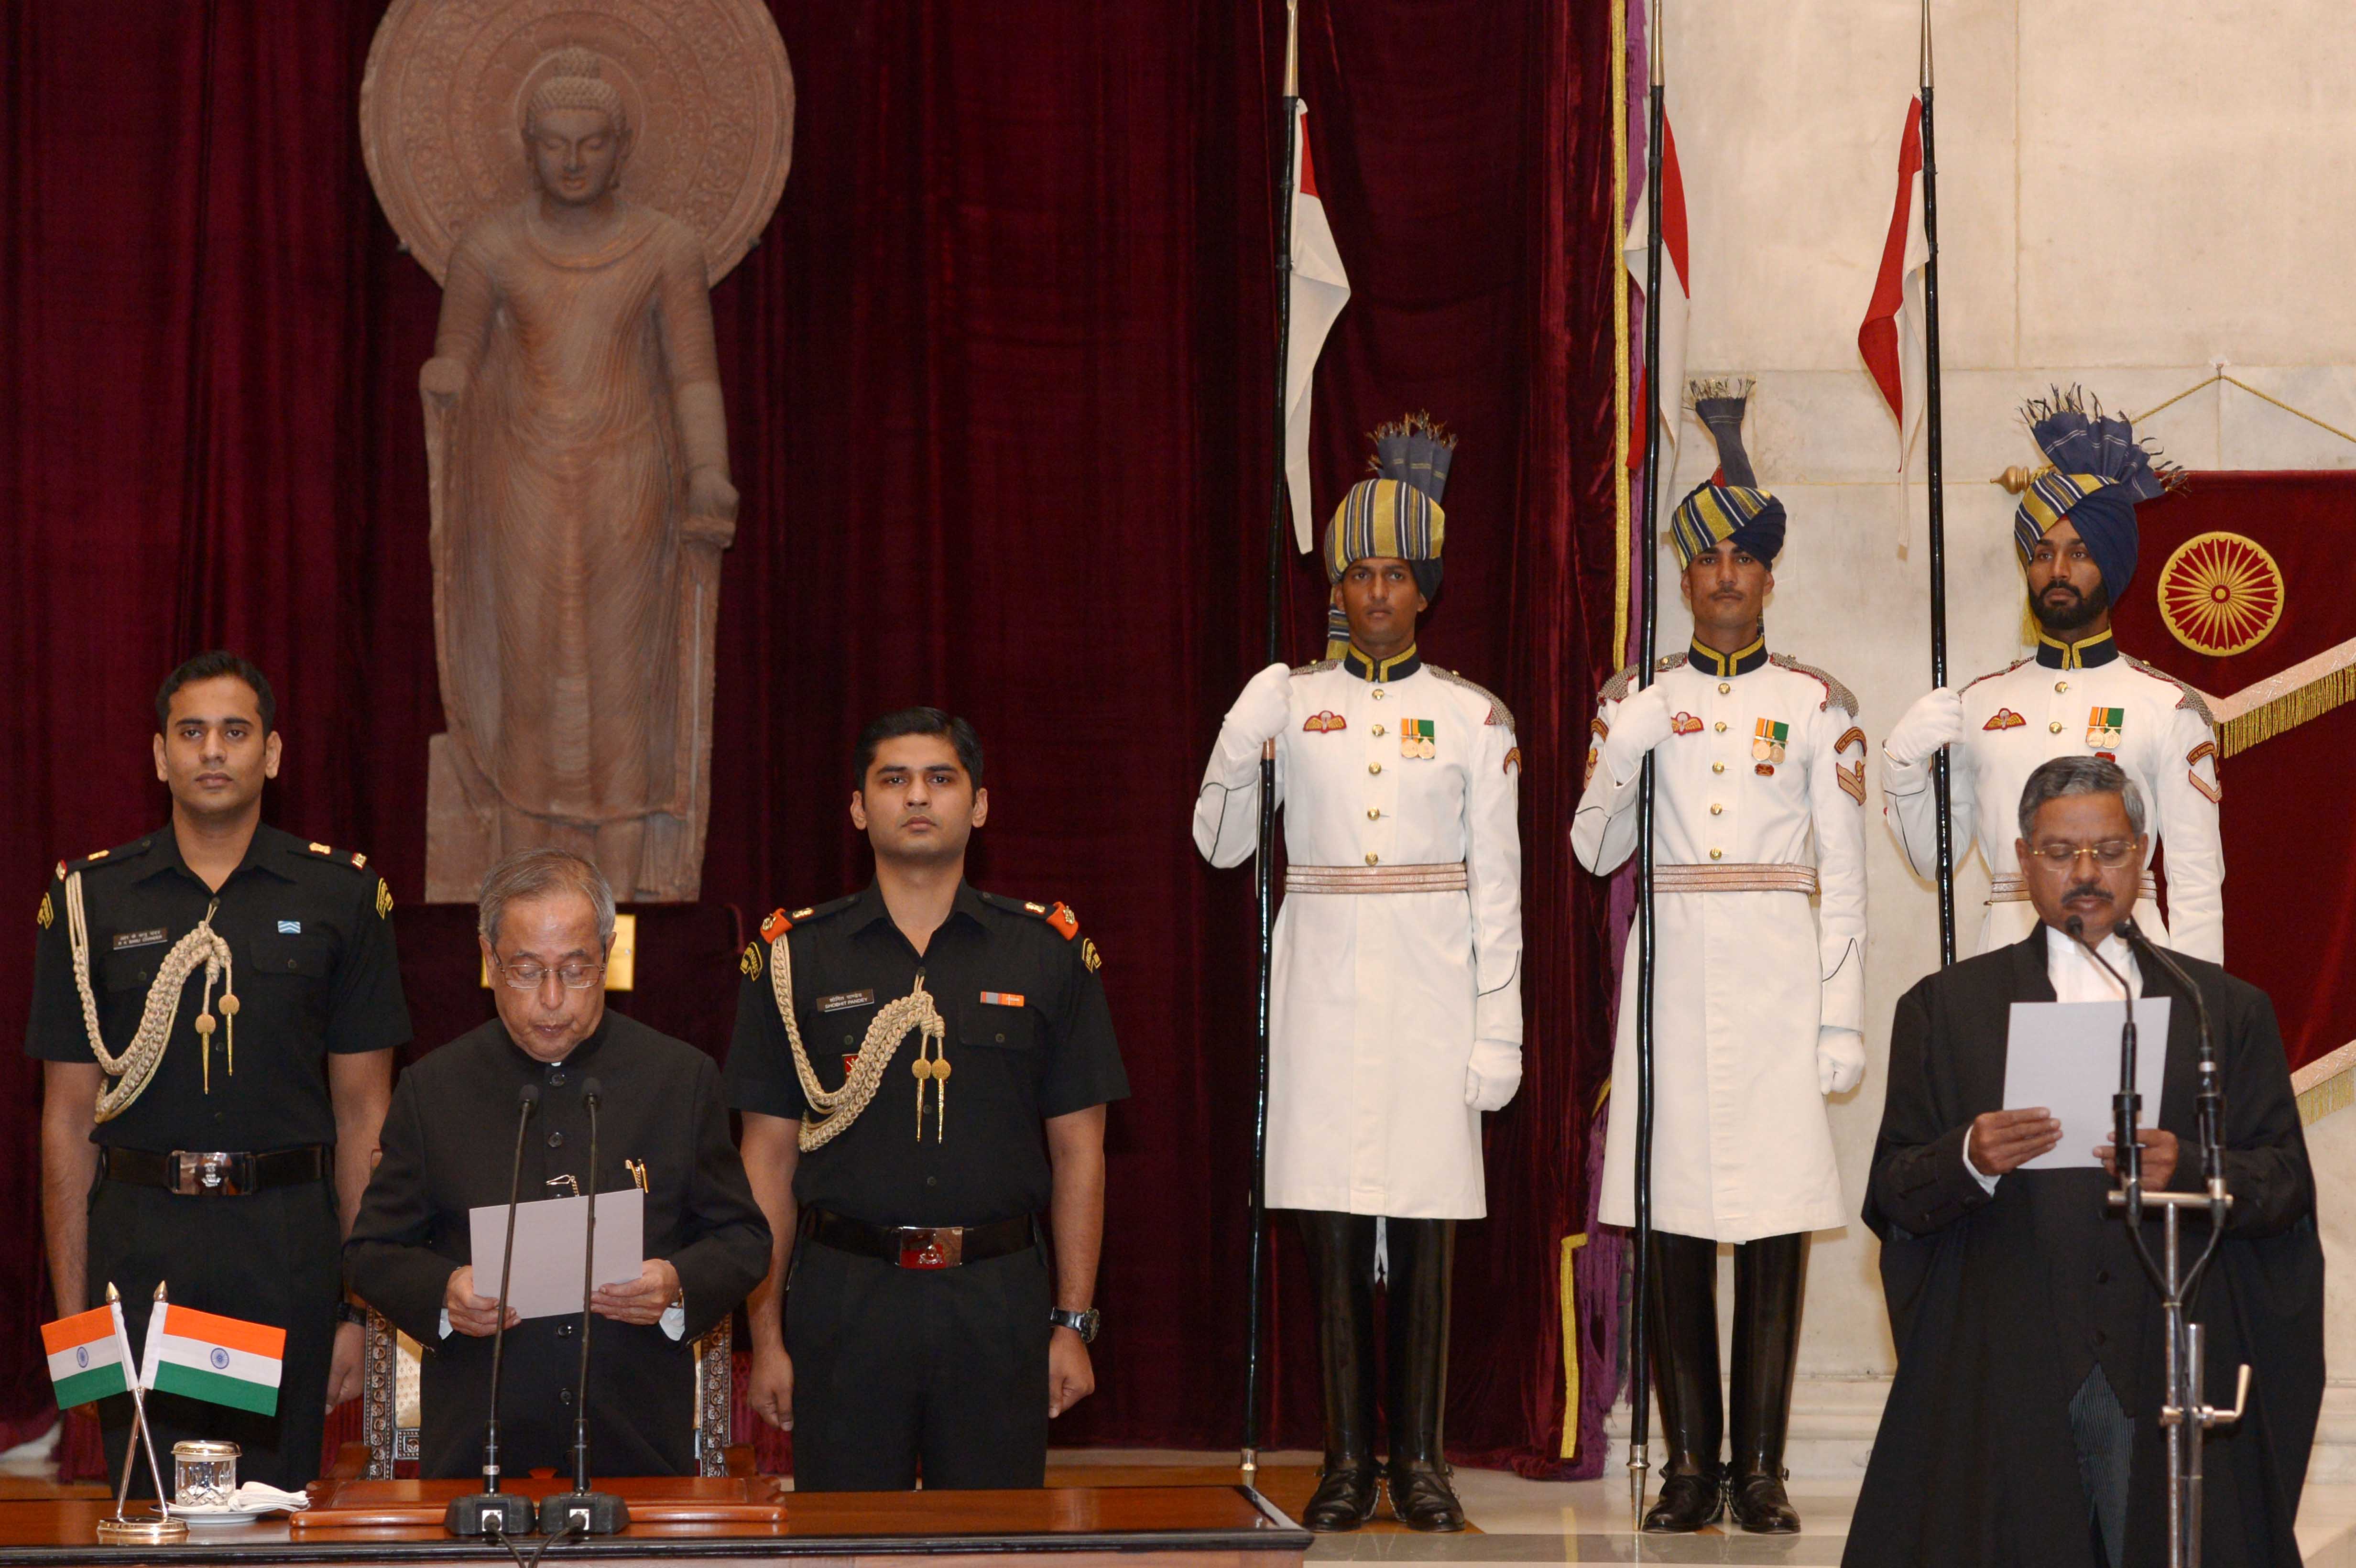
[421,48,737,902]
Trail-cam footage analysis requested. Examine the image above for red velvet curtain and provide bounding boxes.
[0,0,1621,1468]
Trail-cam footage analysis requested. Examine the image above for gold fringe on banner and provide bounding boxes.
[1559,1231,1590,1460]
[2219,661,2356,759]
[2293,1039,2356,1126]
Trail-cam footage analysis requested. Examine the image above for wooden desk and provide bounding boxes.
[0,1483,1309,1568]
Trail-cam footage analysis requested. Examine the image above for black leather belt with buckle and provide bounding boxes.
[99,1145,328,1197]
[803,1209,1036,1271]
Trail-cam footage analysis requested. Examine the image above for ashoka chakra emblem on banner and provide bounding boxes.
[2158,531,2284,656]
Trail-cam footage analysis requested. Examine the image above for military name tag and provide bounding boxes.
[818,989,875,1013]
[111,928,166,951]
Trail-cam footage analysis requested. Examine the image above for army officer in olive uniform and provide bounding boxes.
[728,707,1128,1492]
[346,848,771,1477]
[29,652,411,1490]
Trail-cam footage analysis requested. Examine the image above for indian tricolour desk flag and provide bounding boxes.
[142,1304,284,1416]
[42,1304,135,1407]
[1857,97,1930,469]
[1285,98,1352,551]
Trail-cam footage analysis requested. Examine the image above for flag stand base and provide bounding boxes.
[97,1512,188,1546]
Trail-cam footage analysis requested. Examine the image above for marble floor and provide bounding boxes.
[1048,1449,2356,1567]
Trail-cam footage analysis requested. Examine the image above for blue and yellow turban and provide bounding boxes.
[1668,381,1785,568]
[2010,388,2179,599]
[1321,417,1452,658]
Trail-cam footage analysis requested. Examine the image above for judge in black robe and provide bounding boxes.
[347,852,770,1479]
[1847,801,2322,1564]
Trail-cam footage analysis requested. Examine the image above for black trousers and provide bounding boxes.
[785,1237,1051,1492]
[89,1176,343,1492]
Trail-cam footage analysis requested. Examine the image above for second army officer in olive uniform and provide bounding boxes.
[728,708,1128,1492]
[29,653,411,1490]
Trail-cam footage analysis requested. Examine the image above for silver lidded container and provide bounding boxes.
[170,1440,240,1509]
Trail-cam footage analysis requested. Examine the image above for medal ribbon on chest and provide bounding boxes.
[1400,718,1436,760]
[1751,717,1789,774]
[2086,706,2125,749]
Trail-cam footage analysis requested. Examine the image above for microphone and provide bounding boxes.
[445,1083,542,1538]
[2066,915,2145,1210]
[539,1078,629,1536]
[2119,919,2225,1197]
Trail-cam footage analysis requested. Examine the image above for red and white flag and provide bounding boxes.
[1858,98,1930,470]
[1623,114,1690,471]
[1285,100,1352,551]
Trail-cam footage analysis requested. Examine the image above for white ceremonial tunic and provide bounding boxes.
[1576,645,1867,1242]
[1194,650,1523,1219]
[1883,631,2224,965]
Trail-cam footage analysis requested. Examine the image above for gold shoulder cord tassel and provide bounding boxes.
[66,878,237,1121]
[769,929,945,1153]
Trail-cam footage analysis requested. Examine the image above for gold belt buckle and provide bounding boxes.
[897,1226,964,1270]
[175,1151,240,1196]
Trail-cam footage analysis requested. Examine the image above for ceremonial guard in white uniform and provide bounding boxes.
[1884,391,2223,963]
[1576,388,1865,1534]
[1196,418,1522,1534]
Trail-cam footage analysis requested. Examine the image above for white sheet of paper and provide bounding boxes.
[2002,998,2173,1172]
[468,1189,645,1320]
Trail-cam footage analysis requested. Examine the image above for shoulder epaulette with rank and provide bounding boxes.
[1961,655,2034,696]
[1289,658,1338,677]
[1767,653,1860,717]
[298,840,375,874]
[1598,653,1687,705]
[1429,666,1516,732]
[981,891,1082,940]
[760,894,857,945]
[2122,654,2219,727]
[61,837,153,879]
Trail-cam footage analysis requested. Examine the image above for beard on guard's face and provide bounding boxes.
[2034,578,2110,633]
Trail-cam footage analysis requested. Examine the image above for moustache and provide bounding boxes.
[2063,881,2112,904]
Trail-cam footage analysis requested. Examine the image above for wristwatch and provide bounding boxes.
[1048,1307,1101,1344]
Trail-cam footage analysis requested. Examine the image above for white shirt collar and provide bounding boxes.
[2043,923,2141,1003]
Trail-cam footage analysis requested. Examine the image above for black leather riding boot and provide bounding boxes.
[1382,1219,1465,1532]
[1728,1231,1807,1534]
[1294,1211,1380,1531]
[1642,1230,1725,1533]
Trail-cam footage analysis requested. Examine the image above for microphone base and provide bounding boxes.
[538,1491,631,1536]
[444,1492,538,1537]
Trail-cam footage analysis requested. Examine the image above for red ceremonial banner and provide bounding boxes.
[2109,473,2356,1074]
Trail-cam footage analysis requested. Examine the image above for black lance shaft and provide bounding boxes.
[1242,2,1302,1479]
[1920,1,1957,967]
[1627,14,1666,1515]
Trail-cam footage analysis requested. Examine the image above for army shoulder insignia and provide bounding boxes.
[1304,710,1347,733]
[1669,712,1702,736]
[1047,902,1080,940]
[36,890,53,930]
[1984,709,2026,731]
[1503,745,1522,776]
[1583,746,1599,787]
[1081,936,1102,973]
[740,942,763,979]
[1838,760,1866,805]
[761,908,792,944]
[2086,707,2126,749]
[375,879,394,919]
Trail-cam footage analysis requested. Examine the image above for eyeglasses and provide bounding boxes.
[492,956,605,991]
[2027,839,2139,870]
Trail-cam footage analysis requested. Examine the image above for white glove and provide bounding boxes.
[1465,1039,1523,1111]
[1884,687,1964,767]
[1227,662,1294,749]
[1599,684,1676,780]
[1817,1026,1866,1095]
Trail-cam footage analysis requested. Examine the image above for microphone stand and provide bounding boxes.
[540,1078,629,1535]
[2070,916,2248,1568]
[446,1084,543,1538]
[2116,919,2245,1568]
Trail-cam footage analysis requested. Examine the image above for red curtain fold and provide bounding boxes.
[0,0,1620,1469]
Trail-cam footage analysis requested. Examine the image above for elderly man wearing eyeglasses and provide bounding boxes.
[346,848,770,1479]
[1846,754,2320,1568]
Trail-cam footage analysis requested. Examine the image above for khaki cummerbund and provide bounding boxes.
[1285,861,1469,894]
[1651,862,1819,894]
[1989,872,2159,904]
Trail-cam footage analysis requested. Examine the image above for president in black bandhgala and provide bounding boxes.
[346,849,770,1479]
[1845,756,2322,1568]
